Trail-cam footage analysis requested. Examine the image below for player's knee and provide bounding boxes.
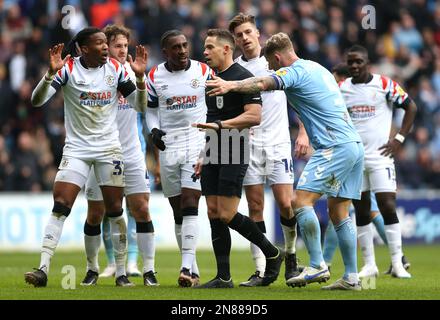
[277,200,291,216]
[180,191,200,208]
[105,201,123,214]
[248,197,263,215]
[207,203,219,219]
[52,201,72,217]
[130,201,150,221]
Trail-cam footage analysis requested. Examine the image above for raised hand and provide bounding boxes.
[48,43,70,76]
[128,45,148,78]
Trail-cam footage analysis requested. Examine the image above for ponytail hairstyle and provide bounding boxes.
[62,27,102,58]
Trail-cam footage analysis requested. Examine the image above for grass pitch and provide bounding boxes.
[1,245,439,300]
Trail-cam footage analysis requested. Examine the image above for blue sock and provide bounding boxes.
[323,221,338,265]
[127,207,138,265]
[334,217,357,278]
[102,216,115,264]
[372,214,388,245]
[295,206,324,269]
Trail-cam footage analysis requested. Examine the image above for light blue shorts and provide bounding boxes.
[297,141,364,200]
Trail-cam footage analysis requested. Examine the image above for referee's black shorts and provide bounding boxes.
[201,163,248,198]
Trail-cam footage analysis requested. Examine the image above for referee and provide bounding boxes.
[192,29,283,288]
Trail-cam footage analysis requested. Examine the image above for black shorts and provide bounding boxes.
[201,163,248,198]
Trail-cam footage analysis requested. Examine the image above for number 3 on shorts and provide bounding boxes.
[113,160,124,176]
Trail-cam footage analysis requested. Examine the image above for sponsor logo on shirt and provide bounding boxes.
[347,105,376,119]
[165,95,198,110]
[118,95,132,110]
[79,91,112,107]
[275,69,287,77]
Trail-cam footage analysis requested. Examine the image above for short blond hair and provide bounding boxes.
[265,32,293,57]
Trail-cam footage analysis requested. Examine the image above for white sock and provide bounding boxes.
[385,223,403,265]
[137,232,155,274]
[176,222,200,275]
[40,214,66,274]
[84,235,101,273]
[109,215,127,278]
[181,216,198,271]
[281,223,297,254]
[357,224,376,267]
[251,242,266,275]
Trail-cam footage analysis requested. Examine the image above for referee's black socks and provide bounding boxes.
[228,212,278,258]
[209,218,232,280]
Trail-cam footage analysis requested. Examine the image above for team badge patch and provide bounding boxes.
[190,79,200,89]
[105,75,115,86]
[216,96,224,109]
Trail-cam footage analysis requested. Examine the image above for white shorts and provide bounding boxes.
[85,153,150,201]
[243,142,294,186]
[160,145,202,198]
[362,161,397,193]
[55,153,125,189]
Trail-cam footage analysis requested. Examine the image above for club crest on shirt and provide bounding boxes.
[190,79,200,89]
[105,75,115,86]
[216,96,224,109]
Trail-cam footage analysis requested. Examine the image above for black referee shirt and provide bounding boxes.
[205,63,262,164]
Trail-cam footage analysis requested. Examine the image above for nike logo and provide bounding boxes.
[304,269,328,281]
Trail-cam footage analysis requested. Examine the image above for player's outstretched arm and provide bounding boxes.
[206,75,277,96]
[31,43,70,107]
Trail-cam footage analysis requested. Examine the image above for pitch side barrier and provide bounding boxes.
[273,189,440,244]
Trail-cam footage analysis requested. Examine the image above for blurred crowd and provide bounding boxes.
[0,0,439,192]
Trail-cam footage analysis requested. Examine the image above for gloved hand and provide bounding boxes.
[151,128,166,151]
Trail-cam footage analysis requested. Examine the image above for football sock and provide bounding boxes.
[295,206,324,269]
[210,219,231,280]
[126,207,138,265]
[84,221,101,273]
[136,221,155,273]
[323,221,338,265]
[101,217,115,265]
[39,213,67,274]
[280,216,297,254]
[109,215,128,278]
[385,223,403,265]
[372,214,388,245]
[228,212,278,258]
[181,213,198,271]
[250,221,266,275]
[176,221,200,275]
[357,224,376,266]
[335,217,358,278]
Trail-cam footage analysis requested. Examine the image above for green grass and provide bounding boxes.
[1,245,439,300]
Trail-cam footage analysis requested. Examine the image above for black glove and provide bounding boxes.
[151,128,166,151]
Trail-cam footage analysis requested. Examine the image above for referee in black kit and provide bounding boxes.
[192,29,284,288]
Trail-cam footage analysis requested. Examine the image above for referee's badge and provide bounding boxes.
[216,96,224,109]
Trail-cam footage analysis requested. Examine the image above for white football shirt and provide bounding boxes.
[235,54,290,146]
[339,73,409,163]
[147,59,210,148]
[52,56,136,159]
